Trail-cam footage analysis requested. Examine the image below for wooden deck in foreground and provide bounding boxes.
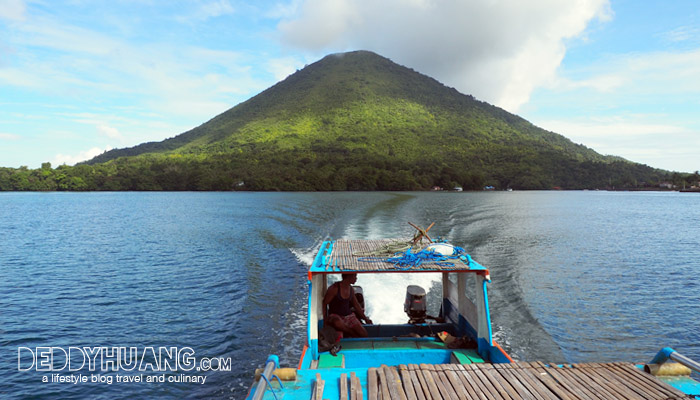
[326,362,692,400]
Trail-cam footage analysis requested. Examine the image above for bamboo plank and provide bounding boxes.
[338,243,345,271]
[390,365,409,400]
[568,364,637,400]
[615,362,687,399]
[457,365,496,400]
[594,363,654,400]
[341,373,348,400]
[558,365,620,400]
[550,367,606,400]
[339,244,348,265]
[409,365,431,400]
[474,363,515,400]
[354,372,364,400]
[529,362,578,400]
[495,366,538,400]
[433,365,461,400]
[350,372,358,400]
[601,363,669,399]
[507,366,559,400]
[488,364,526,399]
[543,365,599,400]
[598,363,665,399]
[463,364,504,400]
[472,363,508,400]
[419,364,442,400]
[383,365,403,400]
[311,361,696,400]
[442,364,476,400]
[377,365,392,400]
[327,239,472,272]
[368,368,379,400]
[424,364,450,400]
[399,365,419,400]
[476,363,519,400]
[451,364,488,400]
[312,373,325,400]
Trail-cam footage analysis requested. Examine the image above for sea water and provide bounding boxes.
[1,191,699,399]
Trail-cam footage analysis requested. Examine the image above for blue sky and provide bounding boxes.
[1,0,698,172]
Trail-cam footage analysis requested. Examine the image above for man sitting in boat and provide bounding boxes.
[323,273,372,337]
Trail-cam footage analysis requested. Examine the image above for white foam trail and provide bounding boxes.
[290,244,321,267]
[358,272,442,324]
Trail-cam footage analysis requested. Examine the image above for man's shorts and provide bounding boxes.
[330,313,361,329]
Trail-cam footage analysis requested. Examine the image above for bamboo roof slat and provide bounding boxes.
[313,239,483,273]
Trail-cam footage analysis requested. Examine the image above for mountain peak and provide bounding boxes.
[82,51,665,191]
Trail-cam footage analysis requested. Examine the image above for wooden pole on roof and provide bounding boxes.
[408,222,435,245]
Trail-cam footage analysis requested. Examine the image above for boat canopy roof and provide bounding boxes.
[309,239,488,274]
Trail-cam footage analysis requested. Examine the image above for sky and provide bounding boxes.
[0,0,698,172]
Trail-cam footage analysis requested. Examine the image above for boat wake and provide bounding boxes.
[289,244,320,267]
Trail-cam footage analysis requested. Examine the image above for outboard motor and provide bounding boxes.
[352,286,365,310]
[404,285,427,324]
[351,286,366,323]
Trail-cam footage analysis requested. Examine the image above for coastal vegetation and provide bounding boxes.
[2,151,691,192]
[0,51,691,191]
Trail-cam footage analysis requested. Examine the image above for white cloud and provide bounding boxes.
[534,116,700,171]
[52,146,112,166]
[0,0,26,21]
[2,12,267,125]
[0,67,44,89]
[266,0,303,19]
[176,0,235,22]
[278,0,611,112]
[559,48,700,96]
[661,26,700,43]
[97,124,123,140]
[540,118,687,139]
[550,73,625,93]
[522,41,700,173]
[0,132,20,140]
[200,0,235,19]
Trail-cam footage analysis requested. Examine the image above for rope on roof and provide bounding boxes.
[358,243,472,270]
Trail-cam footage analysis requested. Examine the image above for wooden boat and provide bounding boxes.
[246,237,700,399]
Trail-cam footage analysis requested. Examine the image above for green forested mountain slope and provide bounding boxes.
[2,51,675,191]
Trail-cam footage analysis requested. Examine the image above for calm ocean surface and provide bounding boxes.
[1,191,699,399]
